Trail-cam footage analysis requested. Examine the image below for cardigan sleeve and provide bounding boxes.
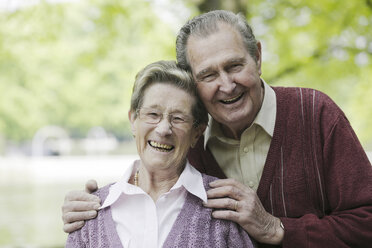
[280,113,372,248]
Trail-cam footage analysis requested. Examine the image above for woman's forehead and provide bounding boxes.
[141,83,195,110]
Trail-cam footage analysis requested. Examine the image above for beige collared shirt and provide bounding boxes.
[204,80,276,191]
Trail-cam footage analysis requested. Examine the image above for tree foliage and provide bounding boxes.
[0,0,371,149]
[0,0,175,141]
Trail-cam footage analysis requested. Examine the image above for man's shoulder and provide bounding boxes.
[272,85,326,96]
[272,86,334,106]
[272,86,344,128]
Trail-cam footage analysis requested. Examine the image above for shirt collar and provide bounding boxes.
[254,79,276,138]
[171,161,207,203]
[204,79,276,148]
[100,160,139,209]
[100,160,207,210]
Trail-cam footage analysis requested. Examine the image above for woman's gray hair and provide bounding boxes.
[176,10,258,71]
[130,60,208,127]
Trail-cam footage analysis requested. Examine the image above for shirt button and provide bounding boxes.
[248,181,255,188]
[243,147,249,153]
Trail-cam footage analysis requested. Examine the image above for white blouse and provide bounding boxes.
[99,160,207,248]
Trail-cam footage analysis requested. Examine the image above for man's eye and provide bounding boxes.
[202,74,217,82]
[229,64,243,71]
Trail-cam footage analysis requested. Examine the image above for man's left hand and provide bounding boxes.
[204,178,284,245]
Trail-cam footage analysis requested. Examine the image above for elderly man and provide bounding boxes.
[62,10,372,247]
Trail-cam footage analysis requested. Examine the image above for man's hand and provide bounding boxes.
[203,178,284,245]
[62,179,101,233]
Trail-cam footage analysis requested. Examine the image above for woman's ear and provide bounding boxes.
[128,110,136,136]
[191,124,207,148]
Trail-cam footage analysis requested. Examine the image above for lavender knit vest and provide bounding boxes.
[66,174,255,247]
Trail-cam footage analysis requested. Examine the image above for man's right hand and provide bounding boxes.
[62,179,101,233]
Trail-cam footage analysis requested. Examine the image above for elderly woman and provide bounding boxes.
[66,61,255,247]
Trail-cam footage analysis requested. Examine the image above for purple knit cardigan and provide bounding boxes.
[66,174,255,247]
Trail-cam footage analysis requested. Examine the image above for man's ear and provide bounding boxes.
[255,41,262,76]
[128,110,136,135]
[191,124,207,148]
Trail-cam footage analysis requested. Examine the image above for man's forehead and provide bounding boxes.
[187,24,244,55]
[187,42,247,74]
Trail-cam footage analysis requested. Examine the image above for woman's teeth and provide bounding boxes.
[149,141,174,152]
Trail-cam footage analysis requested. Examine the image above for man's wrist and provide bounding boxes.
[263,216,285,245]
[274,219,285,245]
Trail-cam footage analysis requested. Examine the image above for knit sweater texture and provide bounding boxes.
[188,87,372,248]
[66,174,255,248]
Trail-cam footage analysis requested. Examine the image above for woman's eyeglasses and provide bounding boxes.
[136,108,195,129]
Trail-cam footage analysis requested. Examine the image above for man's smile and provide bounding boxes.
[220,92,244,104]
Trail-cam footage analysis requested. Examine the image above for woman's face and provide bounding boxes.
[129,83,203,173]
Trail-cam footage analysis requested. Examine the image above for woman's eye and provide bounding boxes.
[147,112,159,118]
[172,116,185,123]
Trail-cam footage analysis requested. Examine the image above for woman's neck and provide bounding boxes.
[134,162,184,201]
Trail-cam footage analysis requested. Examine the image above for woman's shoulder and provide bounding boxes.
[92,183,114,202]
[201,173,219,190]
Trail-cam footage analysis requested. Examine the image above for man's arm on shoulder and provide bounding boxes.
[62,179,101,233]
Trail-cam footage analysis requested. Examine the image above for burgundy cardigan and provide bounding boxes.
[66,174,255,248]
[187,87,372,248]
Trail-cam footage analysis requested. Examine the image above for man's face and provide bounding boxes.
[187,23,264,138]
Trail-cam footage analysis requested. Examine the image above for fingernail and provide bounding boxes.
[93,203,101,209]
[89,211,97,218]
[209,181,216,186]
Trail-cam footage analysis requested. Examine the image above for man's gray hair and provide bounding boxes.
[176,10,258,71]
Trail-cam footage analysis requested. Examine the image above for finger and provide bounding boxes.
[203,197,237,211]
[85,179,98,193]
[211,209,239,223]
[62,200,101,214]
[207,185,245,201]
[62,210,98,224]
[63,221,85,233]
[64,190,101,203]
[209,178,243,188]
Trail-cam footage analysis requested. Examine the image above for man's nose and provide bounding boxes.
[219,72,236,93]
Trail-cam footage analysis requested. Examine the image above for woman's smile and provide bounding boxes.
[148,140,174,152]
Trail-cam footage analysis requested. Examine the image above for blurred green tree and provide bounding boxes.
[0,0,371,150]
[0,0,175,142]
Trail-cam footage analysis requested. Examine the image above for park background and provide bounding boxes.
[0,0,371,247]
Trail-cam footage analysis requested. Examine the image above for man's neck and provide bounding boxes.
[220,122,250,140]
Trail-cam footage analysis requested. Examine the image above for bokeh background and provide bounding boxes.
[1,0,371,247]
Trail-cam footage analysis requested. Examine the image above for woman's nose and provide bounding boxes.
[155,117,173,136]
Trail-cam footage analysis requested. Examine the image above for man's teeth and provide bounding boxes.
[149,141,174,151]
[221,93,243,104]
